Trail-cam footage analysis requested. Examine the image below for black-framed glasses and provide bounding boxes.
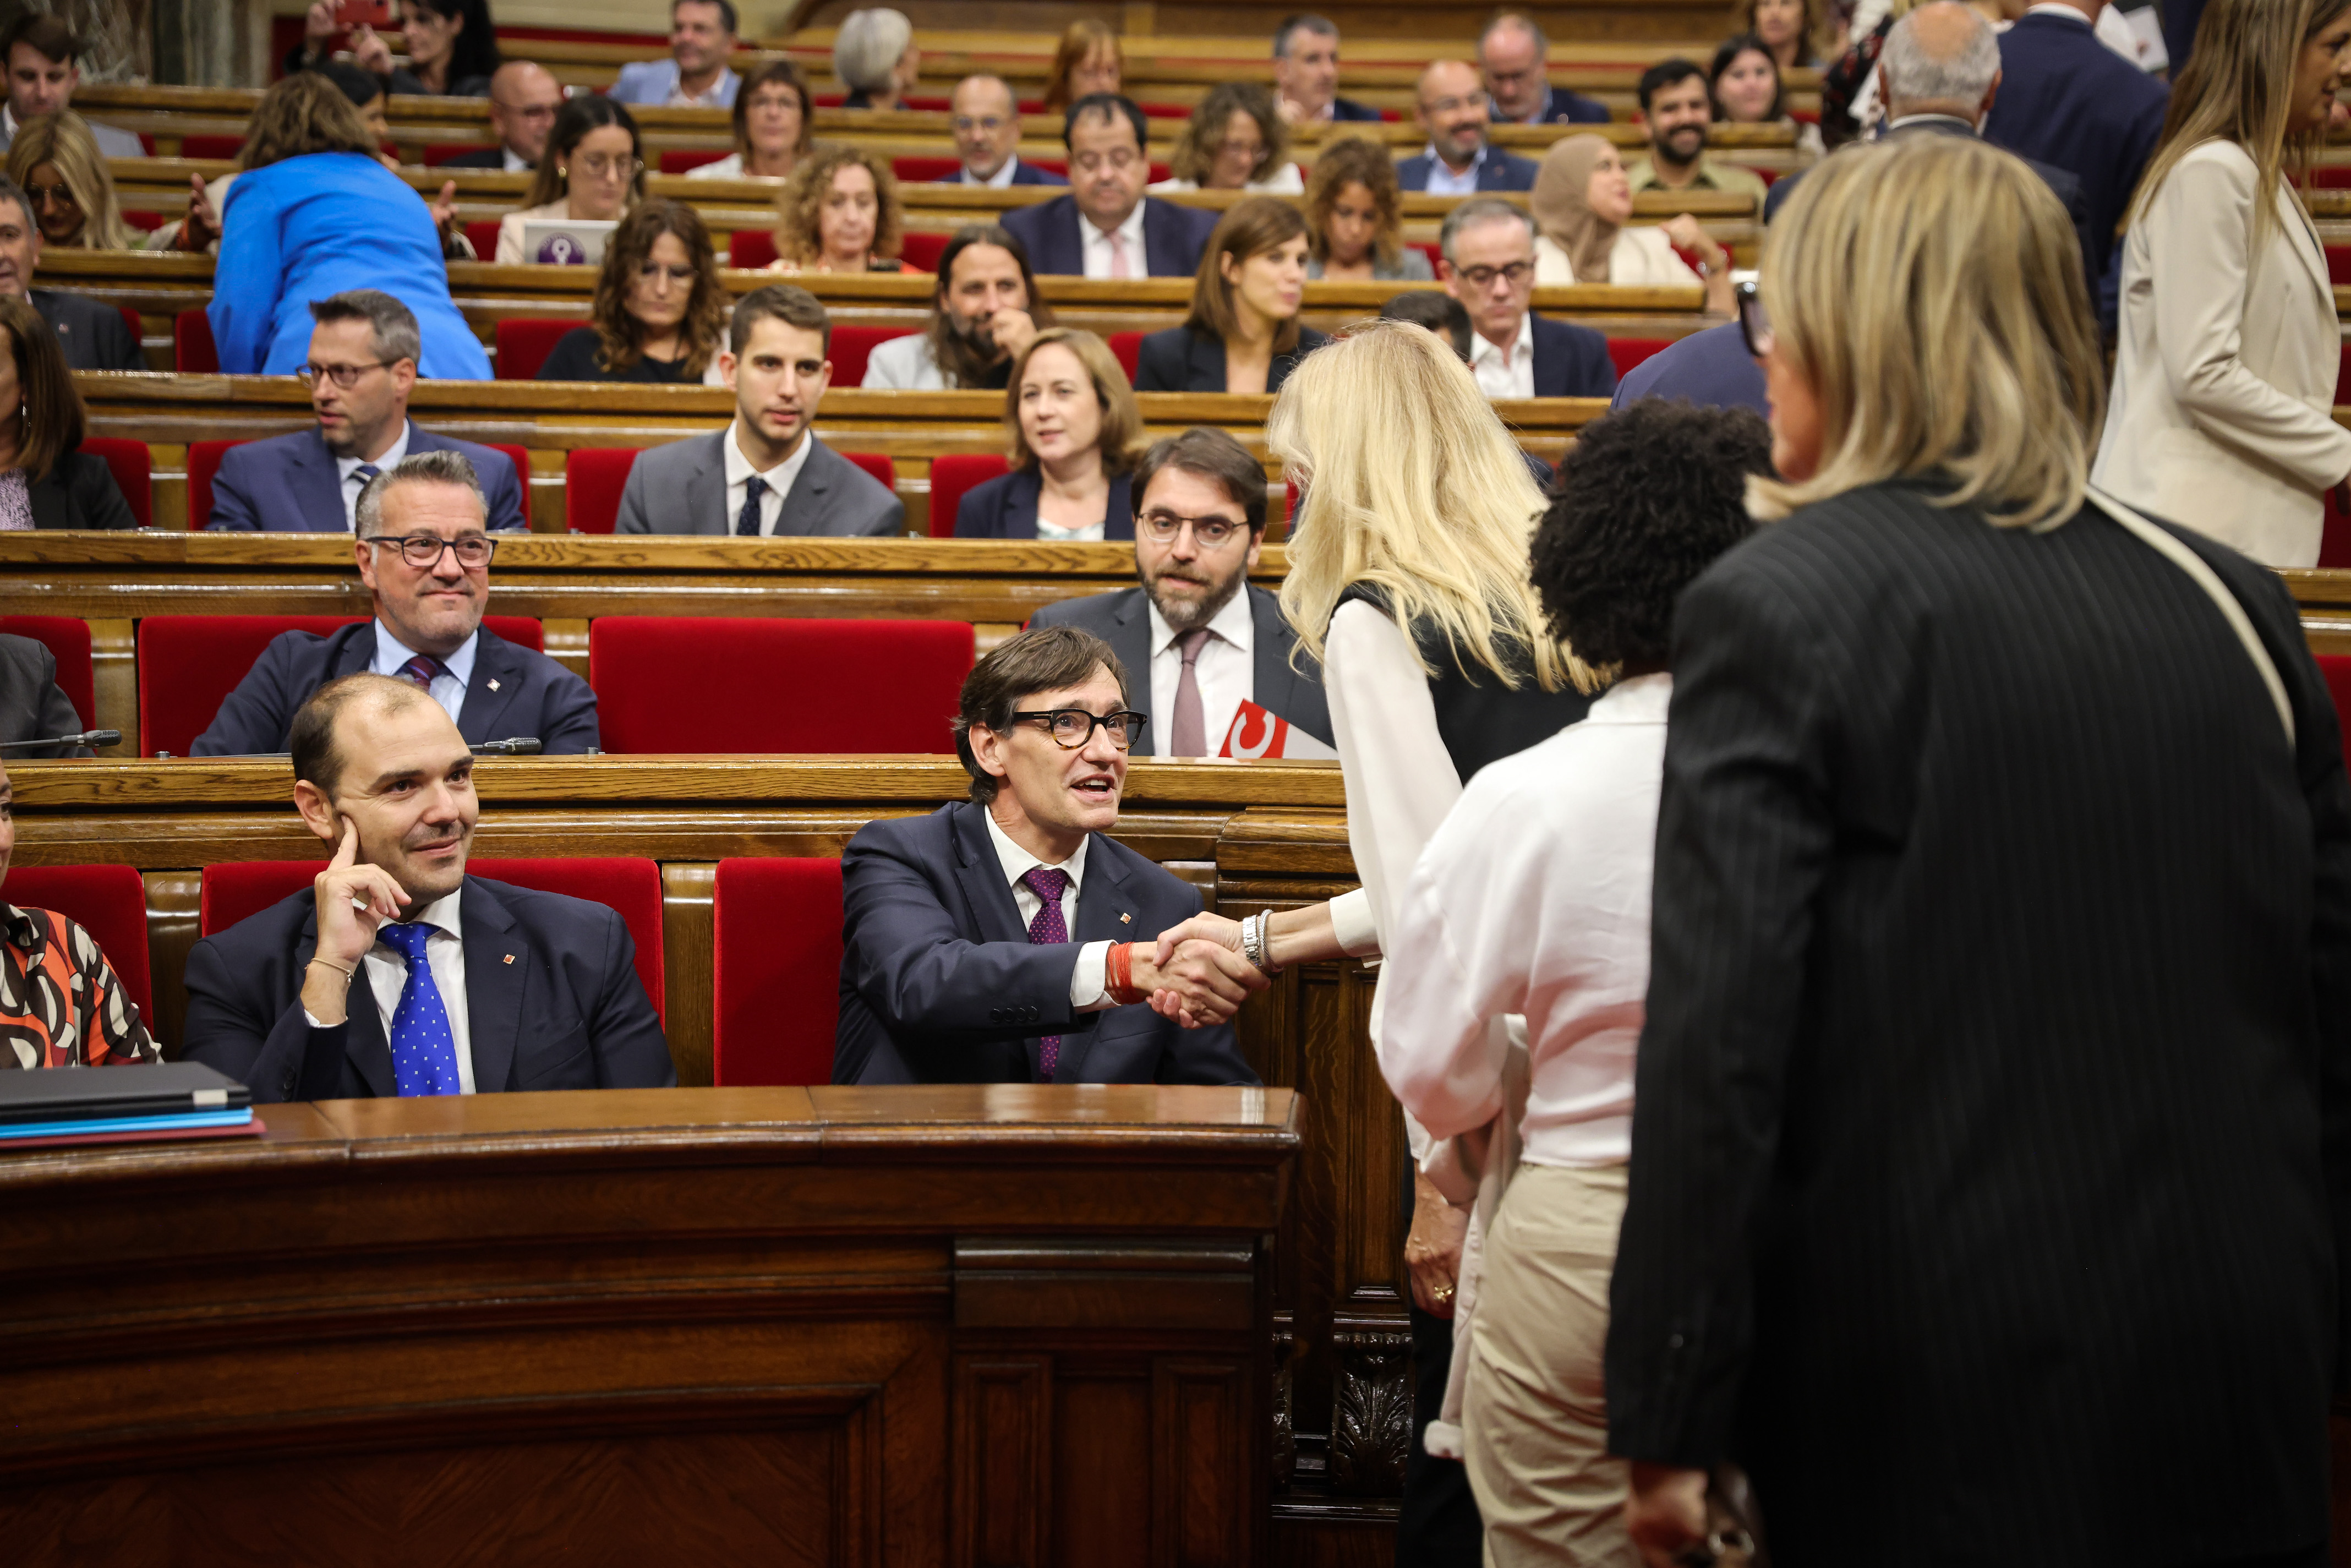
[300,359,395,388]
[367,533,496,568]
[1457,260,1533,289]
[1137,510,1248,549]
[1736,280,1772,359]
[1009,708,1148,750]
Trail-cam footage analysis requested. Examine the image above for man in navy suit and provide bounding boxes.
[193,451,599,757]
[1272,15,1382,124]
[1031,428,1331,756]
[1610,322,1768,417]
[183,673,671,1103]
[1479,13,1610,126]
[1002,95,1216,277]
[1398,60,1541,193]
[835,625,1267,1086]
[949,75,1067,187]
[1441,199,1616,399]
[1982,0,2167,311]
[208,290,526,534]
[438,62,565,171]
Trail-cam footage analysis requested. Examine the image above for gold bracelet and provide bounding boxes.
[307,955,357,980]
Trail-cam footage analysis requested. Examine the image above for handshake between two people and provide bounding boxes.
[1130,913,1270,1030]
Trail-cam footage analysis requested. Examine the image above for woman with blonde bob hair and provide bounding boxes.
[2093,0,2351,567]
[1608,130,2351,1568]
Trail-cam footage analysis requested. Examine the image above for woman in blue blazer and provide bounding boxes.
[1133,196,1330,394]
[956,329,1141,540]
[207,74,490,380]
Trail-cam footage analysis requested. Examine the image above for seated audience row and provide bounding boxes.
[289,0,501,99]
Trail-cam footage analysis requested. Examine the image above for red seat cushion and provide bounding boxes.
[198,856,665,1023]
[116,305,144,358]
[587,617,973,752]
[423,142,499,166]
[78,436,151,527]
[466,220,506,262]
[178,133,243,161]
[1608,337,1670,380]
[565,447,641,534]
[138,614,543,757]
[2320,655,2351,775]
[659,148,730,173]
[728,229,779,269]
[1408,240,1441,272]
[499,318,588,381]
[2312,165,2351,190]
[892,155,962,183]
[122,209,164,232]
[485,442,533,527]
[1108,330,1142,381]
[2331,245,2351,287]
[843,452,895,495]
[0,615,93,728]
[188,438,244,529]
[2323,484,2351,569]
[174,309,217,373]
[900,231,947,273]
[928,452,1009,538]
[832,324,917,387]
[3,864,152,1025]
[712,856,843,1085]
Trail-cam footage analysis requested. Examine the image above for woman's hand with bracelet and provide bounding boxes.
[1114,936,1267,1027]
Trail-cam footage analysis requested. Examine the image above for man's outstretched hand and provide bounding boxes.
[1130,935,1266,1026]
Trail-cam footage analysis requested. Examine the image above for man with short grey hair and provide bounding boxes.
[1478,12,1608,126]
[1764,2,2091,280]
[208,289,526,533]
[194,451,598,757]
[1271,14,1380,123]
[1437,199,1614,399]
[949,74,1063,186]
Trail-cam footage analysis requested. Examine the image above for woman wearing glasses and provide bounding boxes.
[1151,84,1304,194]
[0,296,133,529]
[494,96,645,265]
[5,112,134,250]
[768,144,907,274]
[209,73,490,378]
[686,59,813,183]
[956,329,1143,539]
[535,200,730,385]
[1134,199,1327,395]
[1529,134,1733,314]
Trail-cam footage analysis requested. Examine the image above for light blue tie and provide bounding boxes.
[376,921,461,1097]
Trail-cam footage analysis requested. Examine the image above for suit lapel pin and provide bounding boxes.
[502,953,515,964]
[487,678,501,692]
[1119,912,1131,924]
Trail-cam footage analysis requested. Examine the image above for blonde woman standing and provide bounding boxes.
[2094,0,2351,567]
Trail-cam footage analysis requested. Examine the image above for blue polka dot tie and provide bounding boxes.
[1021,867,1070,1080]
[376,921,461,1097]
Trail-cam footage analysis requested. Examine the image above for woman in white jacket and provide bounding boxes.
[2093,0,2351,567]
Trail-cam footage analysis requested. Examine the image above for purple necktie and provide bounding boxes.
[1171,627,1212,756]
[396,654,446,691]
[1021,866,1070,1079]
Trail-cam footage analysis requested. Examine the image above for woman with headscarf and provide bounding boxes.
[1529,133,1733,314]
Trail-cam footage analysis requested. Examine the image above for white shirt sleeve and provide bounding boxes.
[1329,886,1381,957]
[1070,939,1113,1010]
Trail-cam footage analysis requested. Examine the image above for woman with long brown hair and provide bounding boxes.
[0,295,133,528]
[496,96,645,265]
[1042,20,1123,111]
[2095,0,2351,566]
[535,199,730,384]
[1133,198,1326,394]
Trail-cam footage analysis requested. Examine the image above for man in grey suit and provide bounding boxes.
[1031,428,1329,757]
[614,285,904,538]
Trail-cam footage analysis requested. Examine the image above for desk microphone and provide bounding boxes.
[0,729,121,753]
[471,737,543,756]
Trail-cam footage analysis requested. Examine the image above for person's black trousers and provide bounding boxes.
[1396,1304,1482,1565]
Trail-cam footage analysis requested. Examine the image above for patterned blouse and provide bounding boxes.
[0,903,160,1068]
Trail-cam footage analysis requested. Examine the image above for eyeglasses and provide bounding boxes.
[952,115,1009,134]
[1456,261,1533,289]
[567,152,643,180]
[367,533,497,568]
[1217,139,1267,161]
[1009,708,1149,749]
[494,100,560,121]
[1138,510,1248,548]
[22,183,74,207]
[1736,280,1772,358]
[300,359,395,387]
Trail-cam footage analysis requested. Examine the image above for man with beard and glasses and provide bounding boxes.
[182,672,673,1104]
[208,291,526,533]
[1030,427,1330,757]
[1626,57,1769,208]
[863,225,1053,390]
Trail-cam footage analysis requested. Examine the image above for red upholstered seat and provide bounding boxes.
[115,305,144,357]
[198,856,665,1021]
[901,94,950,111]
[588,616,972,752]
[712,856,843,1085]
[188,438,244,528]
[179,133,243,161]
[1608,337,1670,381]
[2338,343,2351,403]
[1408,241,1442,272]
[485,442,533,526]
[2320,655,2351,773]
[928,452,1009,537]
[3,865,153,1025]
[2312,165,2351,189]
[659,149,730,174]
[122,210,163,232]
[500,317,589,380]
[79,436,152,527]
[464,220,504,260]
[892,155,961,183]
[2330,245,2351,286]
[174,309,217,373]
[1138,103,1192,121]
[423,142,498,166]
[565,447,642,534]
[830,324,916,387]
[1108,330,1142,381]
[843,452,895,494]
[139,614,544,758]
[728,229,779,269]
[900,231,947,273]
[0,615,94,728]
[2323,485,2351,569]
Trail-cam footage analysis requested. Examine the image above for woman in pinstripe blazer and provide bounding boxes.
[1608,133,2351,1568]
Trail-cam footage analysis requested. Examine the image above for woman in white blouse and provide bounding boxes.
[1150,83,1306,194]
[2092,0,2351,567]
[1530,134,1734,315]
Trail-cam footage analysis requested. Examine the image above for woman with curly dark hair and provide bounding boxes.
[535,199,730,384]
[1303,136,1431,281]
[768,143,906,272]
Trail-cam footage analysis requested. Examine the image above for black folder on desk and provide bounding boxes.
[0,1061,251,1126]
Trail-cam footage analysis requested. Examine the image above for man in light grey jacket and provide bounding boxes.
[614,284,904,538]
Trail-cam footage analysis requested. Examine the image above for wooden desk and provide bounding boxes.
[0,1083,1294,1566]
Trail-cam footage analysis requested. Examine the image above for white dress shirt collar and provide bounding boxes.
[1469,314,1536,400]
[965,156,1020,188]
[667,64,738,107]
[721,420,817,536]
[1081,201,1150,278]
[502,145,532,173]
[1421,141,1489,195]
[336,420,412,528]
[372,619,479,725]
[1144,587,1256,758]
[1885,112,1978,133]
[1147,581,1255,660]
[2022,2,2095,23]
[985,808,1091,902]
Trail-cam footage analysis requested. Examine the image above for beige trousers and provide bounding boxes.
[1463,1161,1638,1568]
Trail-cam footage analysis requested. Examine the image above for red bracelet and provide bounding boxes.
[1105,942,1146,1005]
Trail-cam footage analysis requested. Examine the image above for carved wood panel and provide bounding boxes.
[954,1356,1052,1568]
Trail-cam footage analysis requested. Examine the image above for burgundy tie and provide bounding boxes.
[1170,629,1212,756]
[1021,866,1071,1079]
[396,654,446,691]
